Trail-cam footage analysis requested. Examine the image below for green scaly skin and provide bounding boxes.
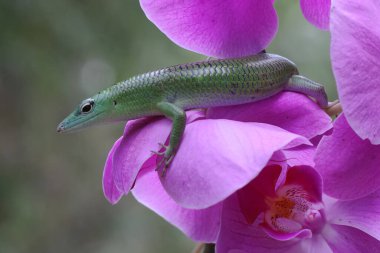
[58,53,328,173]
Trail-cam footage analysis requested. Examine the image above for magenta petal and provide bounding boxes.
[282,145,316,167]
[323,224,380,252]
[237,165,282,224]
[328,189,380,241]
[103,137,123,204]
[217,194,309,253]
[132,165,221,242]
[162,120,309,209]
[315,115,380,200]
[113,118,171,194]
[300,0,331,30]
[268,151,288,171]
[302,235,333,253]
[140,0,278,58]
[207,92,332,140]
[330,0,380,144]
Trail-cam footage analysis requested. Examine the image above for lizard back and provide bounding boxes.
[99,53,299,118]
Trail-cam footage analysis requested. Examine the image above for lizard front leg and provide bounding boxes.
[154,101,186,175]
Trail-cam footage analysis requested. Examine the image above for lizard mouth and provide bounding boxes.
[57,111,104,133]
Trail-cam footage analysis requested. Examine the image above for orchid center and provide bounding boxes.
[264,184,325,234]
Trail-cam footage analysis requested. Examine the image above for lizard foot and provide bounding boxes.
[151,143,175,176]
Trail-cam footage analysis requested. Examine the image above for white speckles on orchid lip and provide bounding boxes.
[264,184,325,235]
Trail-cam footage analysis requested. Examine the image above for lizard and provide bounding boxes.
[57,53,328,173]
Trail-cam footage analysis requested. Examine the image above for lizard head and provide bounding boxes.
[57,95,114,133]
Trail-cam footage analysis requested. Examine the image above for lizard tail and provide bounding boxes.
[285,75,328,108]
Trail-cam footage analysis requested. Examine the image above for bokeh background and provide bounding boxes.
[0,1,336,253]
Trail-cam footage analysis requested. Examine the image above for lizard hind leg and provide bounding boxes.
[285,75,328,108]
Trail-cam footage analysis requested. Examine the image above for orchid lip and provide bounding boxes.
[263,184,325,236]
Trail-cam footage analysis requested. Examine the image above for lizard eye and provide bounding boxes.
[80,99,94,114]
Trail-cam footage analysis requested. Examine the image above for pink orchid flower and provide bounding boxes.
[216,164,380,252]
[140,0,380,201]
[102,92,332,241]
[213,114,380,252]
[104,107,380,253]
[100,0,380,251]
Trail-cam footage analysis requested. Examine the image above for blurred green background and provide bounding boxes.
[0,1,336,253]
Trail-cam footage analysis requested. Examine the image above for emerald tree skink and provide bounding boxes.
[57,53,328,172]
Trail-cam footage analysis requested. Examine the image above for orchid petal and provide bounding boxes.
[300,0,331,30]
[113,118,172,194]
[302,235,333,253]
[112,110,205,195]
[330,0,380,144]
[282,145,316,167]
[132,164,221,242]
[161,119,310,209]
[103,137,123,204]
[140,0,278,58]
[315,115,380,200]
[323,224,380,252]
[328,189,380,241]
[267,151,289,171]
[237,165,282,224]
[207,92,332,140]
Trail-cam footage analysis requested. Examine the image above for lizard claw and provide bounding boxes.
[152,143,175,176]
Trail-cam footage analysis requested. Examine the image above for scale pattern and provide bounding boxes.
[97,53,299,118]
